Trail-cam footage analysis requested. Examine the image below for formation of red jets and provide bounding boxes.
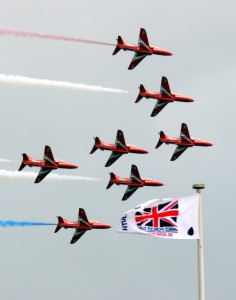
[14,28,212,244]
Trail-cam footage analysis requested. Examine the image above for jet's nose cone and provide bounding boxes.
[99,223,111,229]
[140,149,149,154]
[164,50,173,56]
[153,48,173,56]
[71,164,78,169]
[158,49,173,56]
[206,142,213,146]
[148,180,164,186]
[105,224,112,229]
[184,97,194,102]
[151,180,164,186]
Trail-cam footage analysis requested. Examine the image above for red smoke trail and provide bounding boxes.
[0,27,116,46]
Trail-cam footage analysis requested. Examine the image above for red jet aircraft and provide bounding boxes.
[113,28,172,70]
[54,208,111,244]
[90,129,148,167]
[18,145,78,183]
[156,123,213,161]
[106,164,163,200]
[136,76,194,117]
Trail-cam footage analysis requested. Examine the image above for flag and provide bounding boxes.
[119,195,199,239]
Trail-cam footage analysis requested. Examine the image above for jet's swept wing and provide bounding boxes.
[160,76,173,99]
[138,28,151,52]
[70,229,86,244]
[122,185,140,201]
[105,152,123,167]
[171,145,188,161]
[43,145,57,166]
[115,130,127,151]
[128,52,148,70]
[78,208,90,227]
[105,130,128,167]
[151,100,168,117]
[180,123,192,144]
[34,168,52,183]
[70,209,91,243]
[171,124,192,161]
[130,165,143,184]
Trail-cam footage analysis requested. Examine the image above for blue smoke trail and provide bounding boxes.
[0,220,56,227]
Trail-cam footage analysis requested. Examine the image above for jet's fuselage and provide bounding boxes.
[111,176,163,187]
[22,157,78,169]
[96,141,148,154]
[120,43,173,56]
[140,90,194,103]
[58,218,111,230]
[161,136,213,147]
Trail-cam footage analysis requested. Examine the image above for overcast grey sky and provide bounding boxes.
[0,1,235,299]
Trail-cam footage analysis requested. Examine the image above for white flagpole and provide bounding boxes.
[193,184,205,300]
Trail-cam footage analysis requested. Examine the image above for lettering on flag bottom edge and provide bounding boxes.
[137,226,178,233]
[118,229,176,238]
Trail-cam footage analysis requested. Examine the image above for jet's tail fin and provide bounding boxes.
[54,216,64,233]
[106,172,117,189]
[139,84,146,93]
[160,131,167,139]
[155,131,166,148]
[90,137,101,154]
[18,153,30,171]
[135,84,146,103]
[112,36,124,55]
[22,153,29,161]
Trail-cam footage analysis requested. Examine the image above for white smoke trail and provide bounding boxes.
[0,159,20,163]
[0,74,128,94]
[0,170,102,181]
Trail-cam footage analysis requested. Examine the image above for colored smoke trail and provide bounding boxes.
[0,74,128,94]
[0,220,56,227]
[0,27,116,46]
[0,170,102,181]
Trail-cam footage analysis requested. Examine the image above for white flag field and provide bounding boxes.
[119,195,199,239]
